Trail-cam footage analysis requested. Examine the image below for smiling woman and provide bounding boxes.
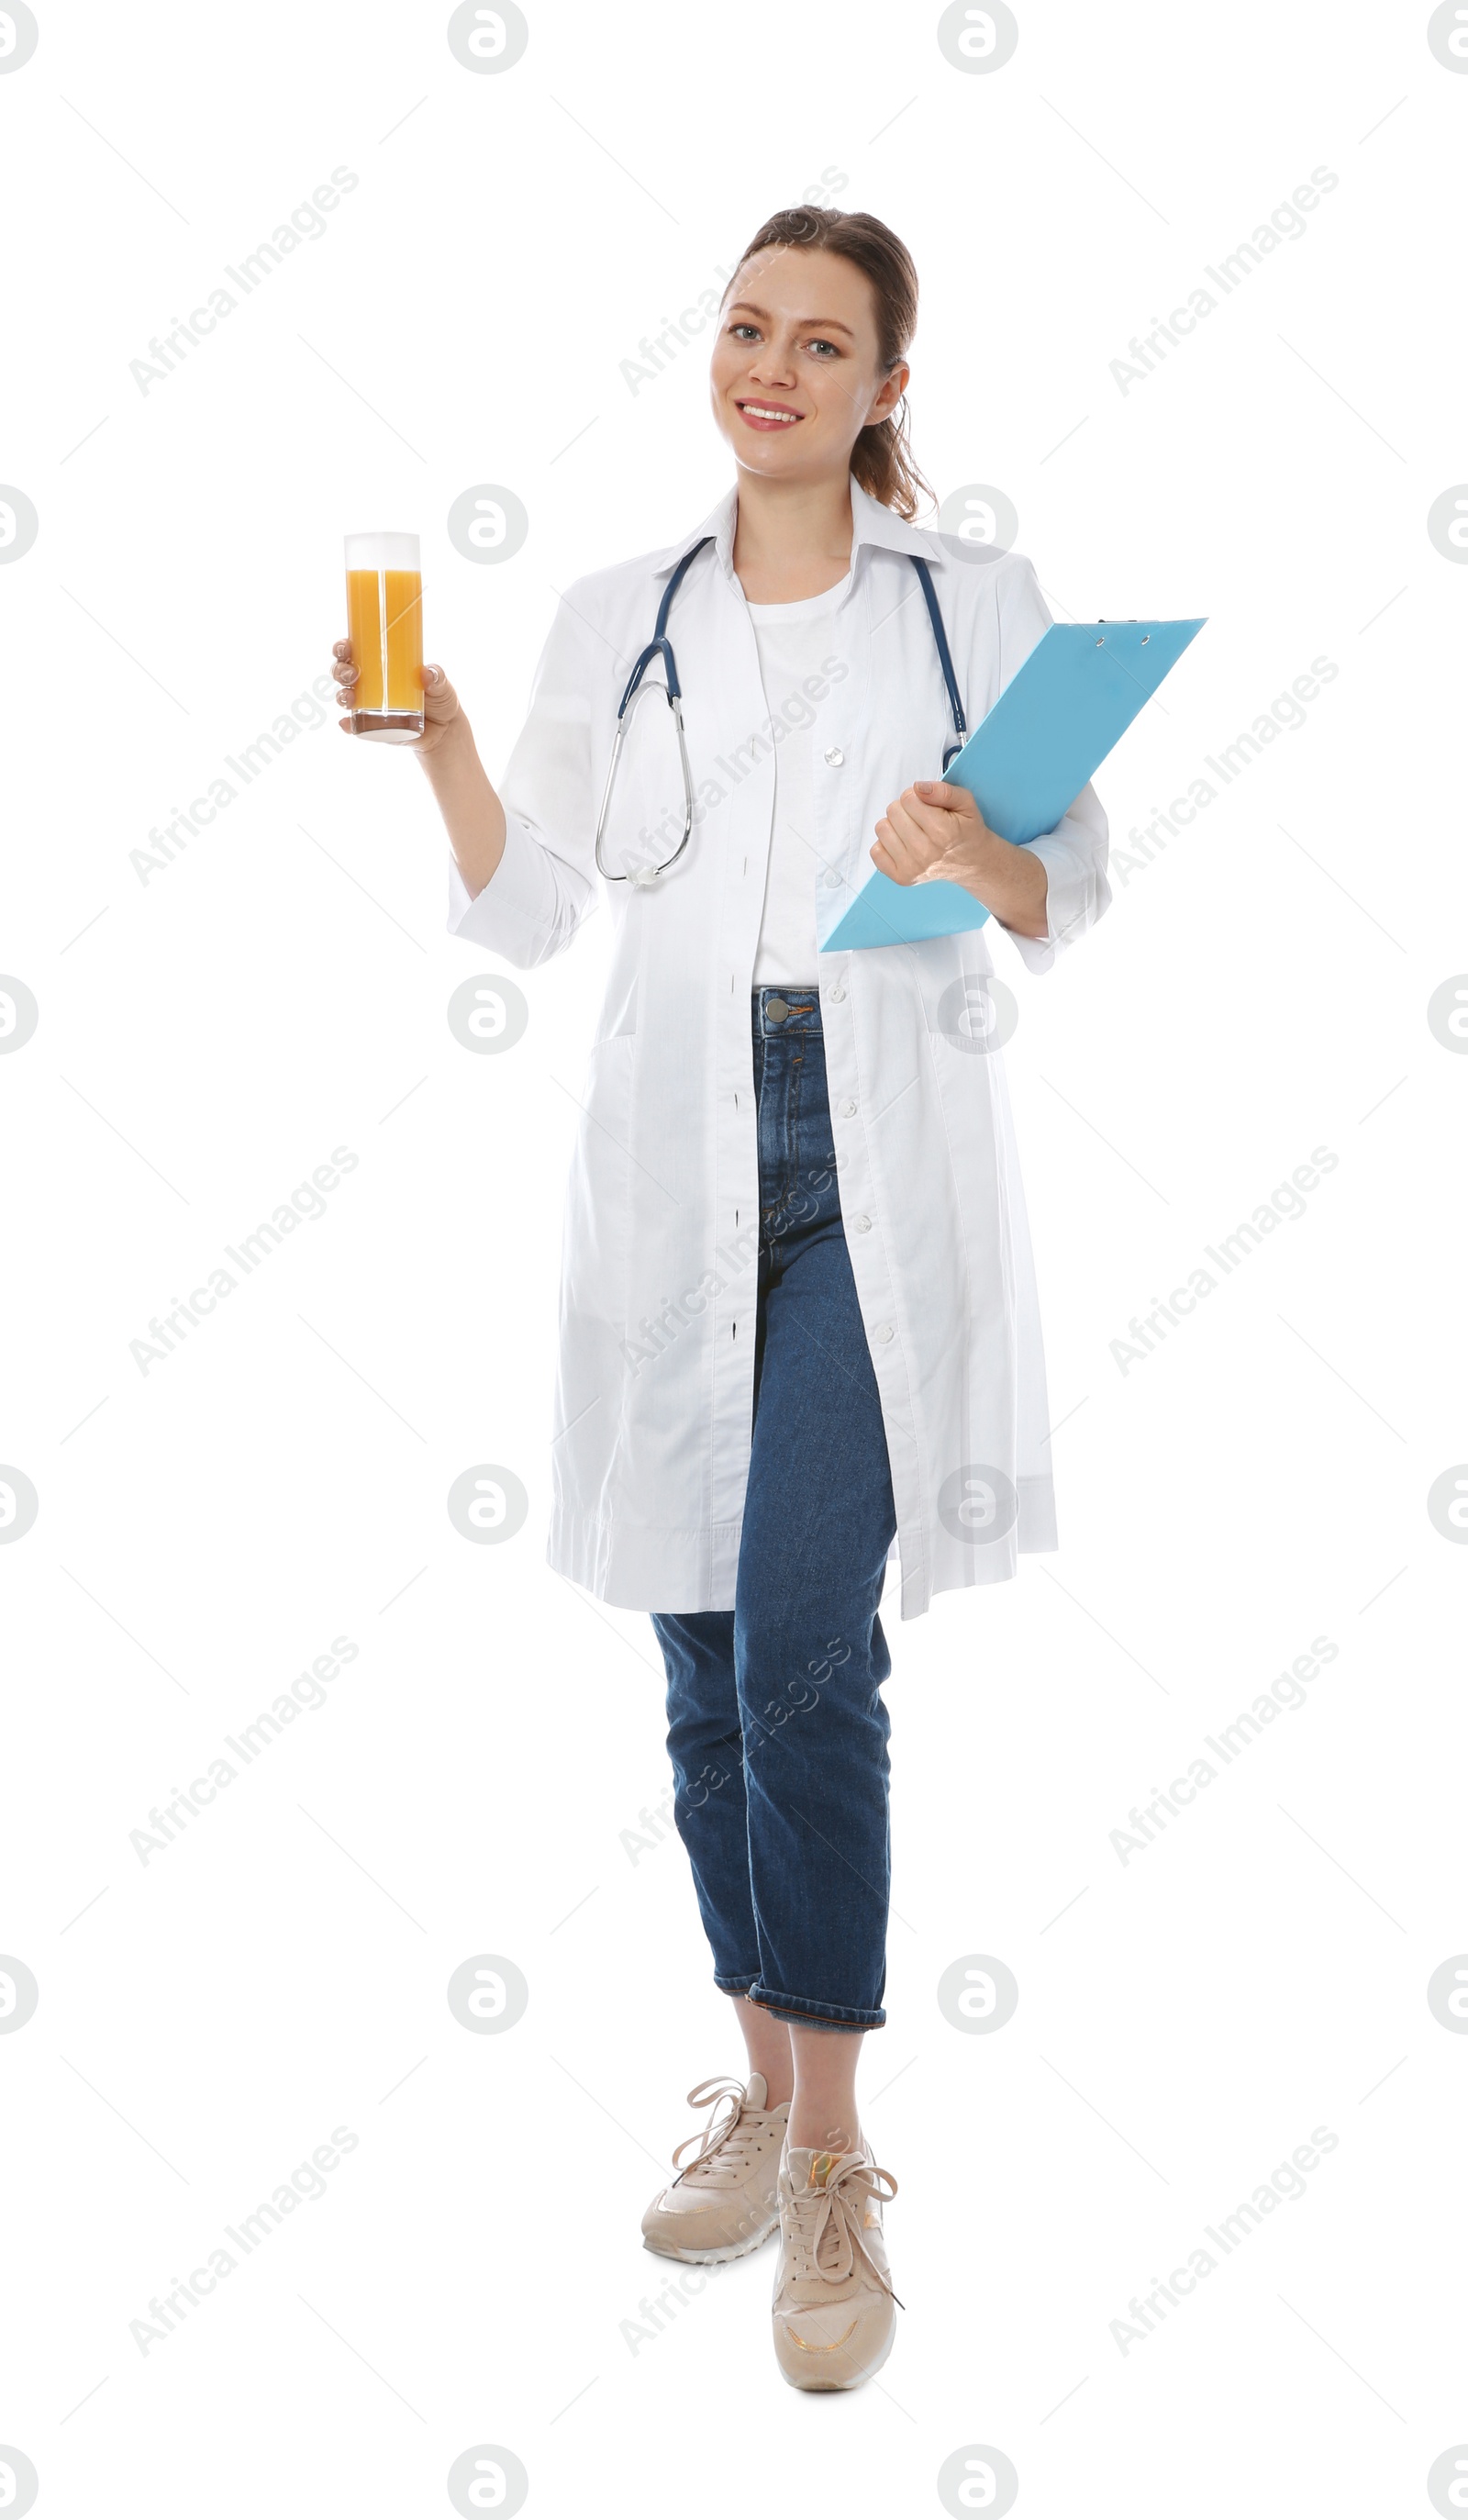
[329,197,1111,2396]
[709,205,933,591]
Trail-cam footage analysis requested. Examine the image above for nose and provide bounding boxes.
[749,335,798,387]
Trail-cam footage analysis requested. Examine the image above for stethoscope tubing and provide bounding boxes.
[593,535,968,885]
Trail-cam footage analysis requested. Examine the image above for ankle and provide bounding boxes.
[786,2109,861,2154]
[731,1993,793,2107]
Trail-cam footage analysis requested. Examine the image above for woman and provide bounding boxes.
[333,205,1109,2391]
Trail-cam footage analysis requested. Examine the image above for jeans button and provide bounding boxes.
[766,996,789,1022]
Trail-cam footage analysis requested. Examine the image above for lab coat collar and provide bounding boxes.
[651,473,947,582]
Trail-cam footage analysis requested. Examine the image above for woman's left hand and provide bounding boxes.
[871,779,1050,941]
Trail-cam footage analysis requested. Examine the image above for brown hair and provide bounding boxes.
[720,206,935,521]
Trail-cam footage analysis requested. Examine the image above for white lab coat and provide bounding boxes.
[448,476,1110,1617]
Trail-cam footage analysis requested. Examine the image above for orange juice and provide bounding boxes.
[343,532,424,739]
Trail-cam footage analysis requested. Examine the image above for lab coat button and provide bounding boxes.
[824,745,844,766]
[829,985,846,1003]
[873,1321,894,1342]
[840,1098,857,1117]
[853,1213,871,1232]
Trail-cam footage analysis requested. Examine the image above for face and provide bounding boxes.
[708,244,908,484]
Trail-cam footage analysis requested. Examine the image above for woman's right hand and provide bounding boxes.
[330,643,464,755]
[331,637,506,898]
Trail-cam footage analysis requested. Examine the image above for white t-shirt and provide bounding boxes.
[746,571,851,987]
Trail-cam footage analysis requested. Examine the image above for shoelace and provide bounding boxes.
[670,2077,777,2183]
[784,2157,902,2303]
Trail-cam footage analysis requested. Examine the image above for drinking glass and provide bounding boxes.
[344,531,424,740]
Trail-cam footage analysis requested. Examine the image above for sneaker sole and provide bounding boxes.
[641,2214,779,2267]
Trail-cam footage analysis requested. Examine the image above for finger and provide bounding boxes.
[419,662,444,690]
[333,640,354,660]
[884,796,945,859]
[898,783,964,837]
[915,776,987,838]
[873,819,920,885]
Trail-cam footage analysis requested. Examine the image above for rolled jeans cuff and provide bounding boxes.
[747,1982,885,2032]
[713,1970,759,1998]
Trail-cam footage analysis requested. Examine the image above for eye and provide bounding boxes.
[806,338,841,358]
[728,321,760,342]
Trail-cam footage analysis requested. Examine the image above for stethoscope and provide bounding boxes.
[594,537,969,886]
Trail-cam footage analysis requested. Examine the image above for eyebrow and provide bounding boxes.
[725,299,855,339]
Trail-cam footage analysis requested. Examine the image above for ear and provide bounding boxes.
[868,358,910,425]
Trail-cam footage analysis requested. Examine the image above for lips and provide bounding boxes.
[736,399,804,431]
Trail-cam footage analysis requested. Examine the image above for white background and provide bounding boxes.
[3,2,1467,2513]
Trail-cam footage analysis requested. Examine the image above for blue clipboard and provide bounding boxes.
[820,615,1207,952]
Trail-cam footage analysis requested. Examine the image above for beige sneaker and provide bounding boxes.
[641,2074,790,2264]
[771,2143,900,2390]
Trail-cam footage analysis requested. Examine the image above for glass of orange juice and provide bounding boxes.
[344,532,424,740]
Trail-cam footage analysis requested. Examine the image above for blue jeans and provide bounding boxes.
[651,988,898,2030]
